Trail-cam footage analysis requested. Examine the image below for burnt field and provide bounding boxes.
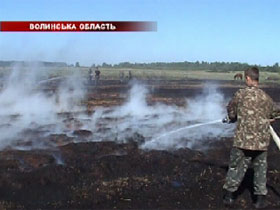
[0,78,280,209]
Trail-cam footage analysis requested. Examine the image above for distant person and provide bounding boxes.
[223,67,280,208]
[95,67,101,86]
[128,70,132,80]
[88,68,93,84]
[119,71,125,84]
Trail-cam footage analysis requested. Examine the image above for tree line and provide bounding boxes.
[101,61,280,72]
[1,60,279,72]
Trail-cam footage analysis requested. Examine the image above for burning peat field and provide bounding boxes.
[0,67,280,209]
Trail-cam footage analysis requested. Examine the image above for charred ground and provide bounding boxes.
[0,79,280,209]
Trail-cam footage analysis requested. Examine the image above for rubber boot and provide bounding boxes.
[223,190,235,206]
[254,195,268,209]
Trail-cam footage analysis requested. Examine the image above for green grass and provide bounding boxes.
[0,66,279,84]
[97,68,280,83]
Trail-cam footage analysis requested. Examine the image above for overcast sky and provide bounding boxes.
[0,0,280,66]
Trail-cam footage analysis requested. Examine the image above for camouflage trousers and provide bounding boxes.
[223,147,268,195]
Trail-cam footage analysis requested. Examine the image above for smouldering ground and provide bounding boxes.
[0,78,280,209]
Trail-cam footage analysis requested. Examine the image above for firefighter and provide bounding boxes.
[128,70,132,80]
[88,68,93,84]
[95,67,100,86]
[119,71,125,84]
[223,67,280,208]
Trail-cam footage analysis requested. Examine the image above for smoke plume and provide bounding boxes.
[0,63,86,149]
[0,66,233,151]
[90,82,233,150]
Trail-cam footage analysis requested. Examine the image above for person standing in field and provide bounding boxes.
[119,71,125,84]
[95,67,101,86]
[223,67,280,208]
[88,68,93,84]
[128,70,132,80]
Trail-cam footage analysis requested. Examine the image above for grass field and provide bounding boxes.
[0,66,279,84]
[87,67,280,83]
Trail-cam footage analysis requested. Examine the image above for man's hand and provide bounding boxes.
[269,116,280,123]
[269,119,276,123]
[222,116,233,124]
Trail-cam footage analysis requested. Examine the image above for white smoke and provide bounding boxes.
[185,84,225,121]
[55,70,86,113]
[90,82,233,150]
[118,83,150,116]
[0,66,233,152]
[0,63,86,149]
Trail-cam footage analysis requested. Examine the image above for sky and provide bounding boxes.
[0,0,280,66]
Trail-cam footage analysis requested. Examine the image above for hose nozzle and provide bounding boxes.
[222,116,230,124]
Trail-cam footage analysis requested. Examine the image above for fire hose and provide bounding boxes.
[270,125,280,150]
[222,116,280,150]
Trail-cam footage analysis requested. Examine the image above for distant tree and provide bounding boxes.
[265,63,280,72]
[75,62,80,67]
[272,62,279,72]
[118,62,132,68]
[102,62,112,68]
[69,60,280,72]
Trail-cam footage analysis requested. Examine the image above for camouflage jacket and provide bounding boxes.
[227,86,280,151]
